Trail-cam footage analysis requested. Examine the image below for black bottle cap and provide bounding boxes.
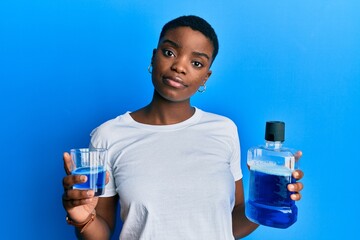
[265,121,285,142]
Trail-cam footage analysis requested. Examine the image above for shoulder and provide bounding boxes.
[198,108,238,130]
[195,108,239,140]
[90,112,131,141]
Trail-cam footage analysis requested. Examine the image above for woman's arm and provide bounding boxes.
[75,195,119,239]
[232,179,259,239]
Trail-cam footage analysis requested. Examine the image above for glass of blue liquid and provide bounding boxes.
[70,148,107,196]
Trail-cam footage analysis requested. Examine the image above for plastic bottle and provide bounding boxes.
[245,121,298,228]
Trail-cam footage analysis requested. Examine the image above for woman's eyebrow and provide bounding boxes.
[162,39,181,48]
[193,51,210,60]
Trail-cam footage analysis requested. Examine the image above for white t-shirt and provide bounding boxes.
[90,108,242,240]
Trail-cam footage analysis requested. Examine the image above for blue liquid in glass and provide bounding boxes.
[246,166,297,228]
[72,166,106,196]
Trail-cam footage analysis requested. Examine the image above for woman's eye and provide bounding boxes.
[163,49,175,57]
[192,61,203,68]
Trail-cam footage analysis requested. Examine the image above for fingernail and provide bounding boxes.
[80,175,87,182]
[87,190,93,197]
[288,184,295,191]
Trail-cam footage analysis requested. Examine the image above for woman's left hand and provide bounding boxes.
[288,151,304,201]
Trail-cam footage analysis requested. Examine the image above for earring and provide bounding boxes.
[148,64,152,74]
[197,83,206,93]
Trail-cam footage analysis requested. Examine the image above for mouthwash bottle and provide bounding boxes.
[246,121,298,228]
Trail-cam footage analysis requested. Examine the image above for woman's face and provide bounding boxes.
[151,27,213,102]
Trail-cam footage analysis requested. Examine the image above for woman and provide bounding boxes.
[62,15,304,239]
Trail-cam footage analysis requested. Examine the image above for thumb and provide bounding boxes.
[63,152,73,175]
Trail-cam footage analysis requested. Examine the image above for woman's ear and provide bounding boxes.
[151,48,157,63]
[204,70,212,83]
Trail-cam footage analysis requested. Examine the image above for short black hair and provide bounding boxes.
[159,15,219,64]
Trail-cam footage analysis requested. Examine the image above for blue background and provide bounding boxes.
[1,0,359,239]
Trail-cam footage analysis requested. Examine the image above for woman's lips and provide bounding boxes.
[163,76,188,89]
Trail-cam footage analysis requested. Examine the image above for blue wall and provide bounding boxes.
[1,0,359,239]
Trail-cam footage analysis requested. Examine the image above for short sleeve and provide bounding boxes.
[229,124,243,181]
[90,127,117,197]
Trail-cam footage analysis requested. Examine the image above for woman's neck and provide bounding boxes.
[130,91,195,125]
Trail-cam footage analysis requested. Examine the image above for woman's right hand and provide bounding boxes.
[62,152,99,223]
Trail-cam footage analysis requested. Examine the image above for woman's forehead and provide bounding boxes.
[159,27,214,55]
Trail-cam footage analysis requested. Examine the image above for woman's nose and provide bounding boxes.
[171,57,187,74]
